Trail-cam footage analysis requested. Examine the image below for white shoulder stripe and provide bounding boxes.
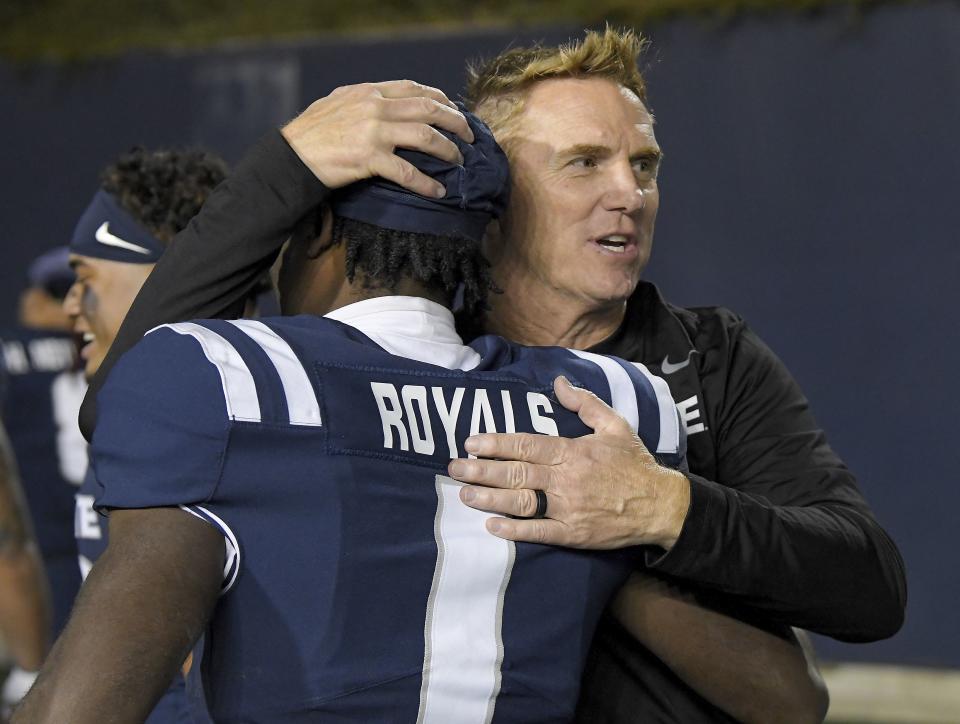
[153,322,260,423]
[631,362,681,454]
[569,350,640,432]
[228,320,322,427]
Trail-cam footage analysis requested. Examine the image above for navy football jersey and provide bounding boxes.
[91,302,684,723]
[0,327,86,639]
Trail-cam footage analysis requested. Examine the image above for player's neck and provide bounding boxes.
[325,276,450,316]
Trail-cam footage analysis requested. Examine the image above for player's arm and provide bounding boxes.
[12,507,223,724]
[16,327,233,721]
[0,420,50,672]
[611,572,828,724]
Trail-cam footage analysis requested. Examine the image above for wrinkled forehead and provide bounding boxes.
[511,77,658,155]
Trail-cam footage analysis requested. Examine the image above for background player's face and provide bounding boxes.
[492,77,661,309]
[18,287,72,331]
[63,255,152,378]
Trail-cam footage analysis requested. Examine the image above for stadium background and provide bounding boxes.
[1,0,957,720]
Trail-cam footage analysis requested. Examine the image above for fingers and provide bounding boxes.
[370,80,474,142]
[365,102,472,197]
[282,79,476,195]
[554,376,632,436]
[459,485,549,519]
[368,153,446,199]
[371,79,457,109]
[387,121,464,165]
[462,431,566,465]
[381,96,475,144]
[448,456,550,490]
[484,516,569,545]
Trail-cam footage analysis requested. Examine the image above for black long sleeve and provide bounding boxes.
[579,290,906,723]
[79,130,328,440]
[592,285,906,641]
[647,313,907,641]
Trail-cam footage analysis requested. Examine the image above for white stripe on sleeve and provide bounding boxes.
[179,504,241,594]
[228,320,322,427]
[631,362,681,454]
[569,350,640,431]
[153,322,260,423]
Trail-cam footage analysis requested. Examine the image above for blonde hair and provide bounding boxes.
[464,26,649,143]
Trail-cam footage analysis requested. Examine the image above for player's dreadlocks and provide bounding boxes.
[100,147,228,245]
[332,216,497,316]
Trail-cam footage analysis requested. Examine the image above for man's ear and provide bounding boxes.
[308,207,334,259]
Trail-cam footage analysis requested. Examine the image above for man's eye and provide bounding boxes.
[570,157,598,169]
[633,158,655,174]
[633,159,661,183]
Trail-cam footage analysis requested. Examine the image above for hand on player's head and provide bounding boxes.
[281,80,475,199]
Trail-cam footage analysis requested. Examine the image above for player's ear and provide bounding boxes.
[480,217,504,260]
[307,206,334,259]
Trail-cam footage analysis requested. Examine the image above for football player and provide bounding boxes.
[0,248,82,711]
[62,147,228,723]
[0,419,50,716]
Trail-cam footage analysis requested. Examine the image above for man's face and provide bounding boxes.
[64,255,152,378]
[495,77,661,308]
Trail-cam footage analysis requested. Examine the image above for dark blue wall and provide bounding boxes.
[2,2,957,667]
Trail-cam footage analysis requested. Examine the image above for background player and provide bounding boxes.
[62,146,228,723]
[65,146,228,577]
[0,248,83,713]
[1,249,84,635]
[0,421,50,718]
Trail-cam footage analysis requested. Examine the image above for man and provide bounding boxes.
[0,248,83,712]
[62,145,228,722]
[71,76,834,720]
[20,107,827,723]
[453,28,906,720]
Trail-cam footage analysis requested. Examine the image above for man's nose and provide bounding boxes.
[63,283,81,318]
[603,163,646,215]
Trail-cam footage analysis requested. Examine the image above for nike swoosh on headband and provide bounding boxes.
[94,222,152,255]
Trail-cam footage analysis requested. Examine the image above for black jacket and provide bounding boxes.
[576,282,906,722]
[591,282,905,640]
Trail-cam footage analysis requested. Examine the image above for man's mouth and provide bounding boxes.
[80,332,96,359]
[592,234,635,255]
